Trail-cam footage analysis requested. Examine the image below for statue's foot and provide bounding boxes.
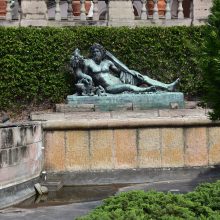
[167,78,180,92]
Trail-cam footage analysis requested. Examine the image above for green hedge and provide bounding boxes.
[77,180,220,220]
[0,26,206,110]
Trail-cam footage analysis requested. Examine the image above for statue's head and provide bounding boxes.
[89,43,106,63]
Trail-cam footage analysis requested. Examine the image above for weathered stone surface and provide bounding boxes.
[193,0,212,19]
[114,129,137,169]
[208,127,220,165]
[161,128,184,167]
[109,1,135,21]
[21,0,47,20]
[31,112,65,121]
[65,131,90,171]
[56,104,95,113]
[185,127,208,166]
[159,109,207,118]
[138,128,161,168]
[44,131,65,171]
[0,122,43,201]
[90,130,114,169]
[65,112,111,120]
[111,110,159,118]
[67,92,184,111]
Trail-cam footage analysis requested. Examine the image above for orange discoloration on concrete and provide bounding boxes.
[209,127,220,165]
[162,148,184,167]
[114,129,137,168]
[139,149,161,168]
[162,128,184,167]
[90,130,114,169]
[66,131,90,171]
[44,131,65,171]
[139,128,161,167]
[185,127,208,166]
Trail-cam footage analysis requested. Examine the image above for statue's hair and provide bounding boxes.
[89,43,106,59]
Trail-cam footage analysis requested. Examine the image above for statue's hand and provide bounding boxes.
[131,70,144,80]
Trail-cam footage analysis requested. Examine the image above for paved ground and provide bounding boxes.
[0,177,219,220]
[0,201,101,220]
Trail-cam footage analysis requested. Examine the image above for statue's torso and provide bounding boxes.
[85,59,122,88]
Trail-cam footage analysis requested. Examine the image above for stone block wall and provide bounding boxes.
[44,118,220,172]
[0,123,43,189]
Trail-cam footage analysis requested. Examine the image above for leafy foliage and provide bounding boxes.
[77,180,220,220]
[0,26,206,111]
[201,0,220,120]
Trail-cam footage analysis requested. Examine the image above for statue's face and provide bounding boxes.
[92,48,102,63]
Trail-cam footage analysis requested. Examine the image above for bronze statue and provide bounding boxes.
[70,43,179,96]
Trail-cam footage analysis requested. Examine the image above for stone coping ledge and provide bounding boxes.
[43,116,220,130]
[0,121,41,129]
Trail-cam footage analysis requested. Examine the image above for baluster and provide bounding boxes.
[153,0,159,20]
[105,0,109,21]
[80,0,86,20]
[55,0,61,21]
[190,0,193,18]
[177,0,184,19]
[67,0,73,20]
[93,0,99,20]
[12,0,20,20]
[6,0,12,21]
[141,0,147,20]
[165,0,171,19]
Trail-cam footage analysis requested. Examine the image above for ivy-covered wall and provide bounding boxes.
[0,26,206,110]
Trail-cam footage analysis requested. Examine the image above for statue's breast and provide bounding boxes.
[86,59,110,74]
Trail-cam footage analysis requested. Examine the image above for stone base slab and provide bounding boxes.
[67,92,184,111]
[47,166,220,186]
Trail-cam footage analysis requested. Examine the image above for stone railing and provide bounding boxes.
[0,0,212,26]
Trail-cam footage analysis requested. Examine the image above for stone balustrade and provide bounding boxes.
[0,0,212,26]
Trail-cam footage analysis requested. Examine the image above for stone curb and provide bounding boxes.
[43,117,220,130]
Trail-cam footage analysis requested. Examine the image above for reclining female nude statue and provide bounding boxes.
[70,43,179,96]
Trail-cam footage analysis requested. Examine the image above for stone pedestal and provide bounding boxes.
[67,92,184,111]
[21,0,47,26]
[108,0,135,25]
[193,0,212,25]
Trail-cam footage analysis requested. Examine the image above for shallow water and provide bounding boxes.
[14,184,131,208]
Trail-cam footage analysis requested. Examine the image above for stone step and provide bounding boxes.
[30,108,210,121]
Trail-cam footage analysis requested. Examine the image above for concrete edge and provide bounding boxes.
[42,117,220,130]
[0,177,39,209]
[46,166,220,186]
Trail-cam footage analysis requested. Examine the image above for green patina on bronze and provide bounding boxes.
[67,92,184,111]
[68,43,183,110]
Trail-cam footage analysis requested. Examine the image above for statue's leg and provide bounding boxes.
[106,84,156,94]
[142,75,180,91]
[132,70,179,91]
